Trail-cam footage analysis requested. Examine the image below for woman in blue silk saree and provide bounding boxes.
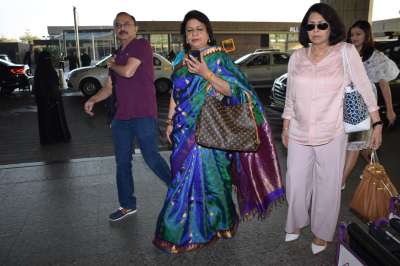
[153,10,284,253]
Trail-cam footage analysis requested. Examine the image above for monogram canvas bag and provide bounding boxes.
[195,88,260,152]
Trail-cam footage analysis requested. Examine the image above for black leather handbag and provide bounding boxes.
[195,89,260,152]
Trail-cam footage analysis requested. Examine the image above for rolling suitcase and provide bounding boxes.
[347,222,400,266]
[369,219,400,259]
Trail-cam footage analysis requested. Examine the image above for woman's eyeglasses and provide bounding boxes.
[305,23,329,31]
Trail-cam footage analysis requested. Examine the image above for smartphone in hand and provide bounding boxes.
[189,50,201,62]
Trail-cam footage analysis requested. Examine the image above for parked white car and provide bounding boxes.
[235,50,289,88]
[67,53,173,96]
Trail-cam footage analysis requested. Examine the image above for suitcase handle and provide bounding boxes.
[374,218,389,227]
[338,222,347,242]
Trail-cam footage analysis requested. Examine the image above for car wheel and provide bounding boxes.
[155,79,171,94]
[80,79,100,97]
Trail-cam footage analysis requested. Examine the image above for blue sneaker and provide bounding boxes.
[109,207,137,221]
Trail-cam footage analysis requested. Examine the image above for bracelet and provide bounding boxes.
[166,118,173,126]
[372,120,383,128]
[205,71,215,82]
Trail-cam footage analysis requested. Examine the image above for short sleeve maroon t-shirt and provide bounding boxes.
[113,38,157,120]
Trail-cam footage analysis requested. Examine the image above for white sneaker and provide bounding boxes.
[285,233,300,242]
[311,242,327,254]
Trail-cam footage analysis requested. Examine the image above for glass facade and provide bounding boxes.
[150,34,169,57]
[57,30,115,63]
[49,27,300,65]
[269,33,299,52]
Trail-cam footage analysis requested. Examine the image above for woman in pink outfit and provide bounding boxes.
[282,3,383,255]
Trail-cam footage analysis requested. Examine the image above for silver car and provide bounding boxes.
[67,53,173,96]
[235,50,289,88]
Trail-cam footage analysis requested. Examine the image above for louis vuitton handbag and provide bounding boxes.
[195,88,260,152]
[350,151,398,221]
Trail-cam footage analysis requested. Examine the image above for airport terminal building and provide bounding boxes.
[47,21,301,61]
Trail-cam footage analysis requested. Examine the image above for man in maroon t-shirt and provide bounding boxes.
[84,12,170,221]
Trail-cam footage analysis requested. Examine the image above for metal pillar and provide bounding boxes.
[73,6,81,66]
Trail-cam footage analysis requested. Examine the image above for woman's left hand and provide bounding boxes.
[369,125,383,150]
[184,53,209,78]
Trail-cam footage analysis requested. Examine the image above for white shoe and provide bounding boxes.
[341,184,346,191]
[285,233,300,242]
[311,242,327,254]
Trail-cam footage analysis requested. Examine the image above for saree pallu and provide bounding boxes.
[153,47,284,253]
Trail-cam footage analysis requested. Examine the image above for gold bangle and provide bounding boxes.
[166,118,173,126]
[206,71,214,82]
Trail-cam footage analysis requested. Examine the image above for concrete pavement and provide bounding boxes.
[0,91,399,265]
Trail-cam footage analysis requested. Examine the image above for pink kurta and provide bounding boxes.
[282,42,378,146]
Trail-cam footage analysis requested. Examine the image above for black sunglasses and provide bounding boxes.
[305,23,329,31]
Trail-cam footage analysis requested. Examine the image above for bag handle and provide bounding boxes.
[369,150,396,197]
[205,83,253,105]
[369,150,380,165]
[341,44,353,82]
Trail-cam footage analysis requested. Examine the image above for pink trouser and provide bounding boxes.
[285,133,347,241]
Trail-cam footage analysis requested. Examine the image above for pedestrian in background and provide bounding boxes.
[282,3,382,254]
[341,20,399,189]
[67,51,79,71]
[81,52,91,67]
[33,51,71,145]
[84,12,171,222]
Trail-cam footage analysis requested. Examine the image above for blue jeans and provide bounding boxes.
[111,117,171,209]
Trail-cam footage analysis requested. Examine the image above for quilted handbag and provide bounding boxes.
[195,89,260,152]
[342,46,371,133]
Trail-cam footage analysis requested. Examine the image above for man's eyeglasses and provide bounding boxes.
[114,23,134,29]
[305,22,329,31]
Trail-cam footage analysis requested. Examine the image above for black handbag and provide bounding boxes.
[195,89,260,152]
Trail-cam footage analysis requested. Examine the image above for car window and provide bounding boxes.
[273,53,289,65]
[234,53,253,65]
[153,57,161,66]
[96,55,112,67]
[248,54,270,66]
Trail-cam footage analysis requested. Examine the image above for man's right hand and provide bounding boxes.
[84,99,96,116]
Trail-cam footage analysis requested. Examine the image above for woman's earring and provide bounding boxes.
[207,39,211,44]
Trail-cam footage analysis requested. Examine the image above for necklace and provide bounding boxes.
[309,45,332,64]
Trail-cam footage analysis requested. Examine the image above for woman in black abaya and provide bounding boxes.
[33,51,71,145]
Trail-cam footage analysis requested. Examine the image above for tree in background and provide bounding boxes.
[0,36,17,42]
[19,30,39,44]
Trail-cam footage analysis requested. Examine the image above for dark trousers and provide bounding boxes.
[111,117,171,209]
